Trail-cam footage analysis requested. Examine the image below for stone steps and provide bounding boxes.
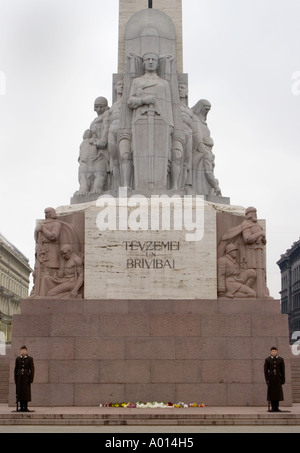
[0,410,299,426]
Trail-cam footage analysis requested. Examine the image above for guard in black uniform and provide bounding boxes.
[14,346,35,412]
[264,346,285,412]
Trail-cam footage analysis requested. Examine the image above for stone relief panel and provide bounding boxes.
[30,208,84,299]
[217,207,272,299]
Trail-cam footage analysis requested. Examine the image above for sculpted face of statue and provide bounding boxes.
[115,79,124,96]
[44,207,57,220]
[60,244,73,260]
[178,83,188,100]
[142,53,159,73]
[200,101,211,119]
[94,97,108,116]
[193,99,211,121]
[245,207,257,222]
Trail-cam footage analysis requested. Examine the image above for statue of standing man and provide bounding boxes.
[31,207,62,297]
[103,79,124,189]
[127,53,175,190]
[89,96,110,193]
[178,83,193,190]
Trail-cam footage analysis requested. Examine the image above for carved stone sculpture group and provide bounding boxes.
[30,208,84,299]
[29,8,271,301]
[217,207,271,299]
[73,52,222,200]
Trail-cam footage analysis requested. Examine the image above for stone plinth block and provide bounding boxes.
[83,199,219,299]
[57,199,246,301]
[9,298,292,407]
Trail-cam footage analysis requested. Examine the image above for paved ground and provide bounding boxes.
[1,424,300,433]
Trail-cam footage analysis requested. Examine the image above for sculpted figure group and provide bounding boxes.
[30,207,84,299]
[217,207,271,300]
[75,52,222,197]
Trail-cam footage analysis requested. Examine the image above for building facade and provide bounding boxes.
[277,239,300,342]
[0,233,32,344]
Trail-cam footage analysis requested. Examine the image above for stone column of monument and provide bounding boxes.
[9,0,292,409]
[118,0,183,74]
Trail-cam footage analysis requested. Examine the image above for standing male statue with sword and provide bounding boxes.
[127,52,175,190]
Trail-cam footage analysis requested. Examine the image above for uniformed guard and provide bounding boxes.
[264,346,285,412]
[14,346,35,412]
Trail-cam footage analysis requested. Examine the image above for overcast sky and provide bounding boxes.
[0,0,300,297]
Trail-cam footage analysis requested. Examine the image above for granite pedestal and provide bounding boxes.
[9,298,292,407]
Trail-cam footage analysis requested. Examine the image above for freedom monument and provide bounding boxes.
[9,0,292,407]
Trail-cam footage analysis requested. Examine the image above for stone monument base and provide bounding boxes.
[9,298,292,407]
[56,198,241,300]
[70,190,230,206]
